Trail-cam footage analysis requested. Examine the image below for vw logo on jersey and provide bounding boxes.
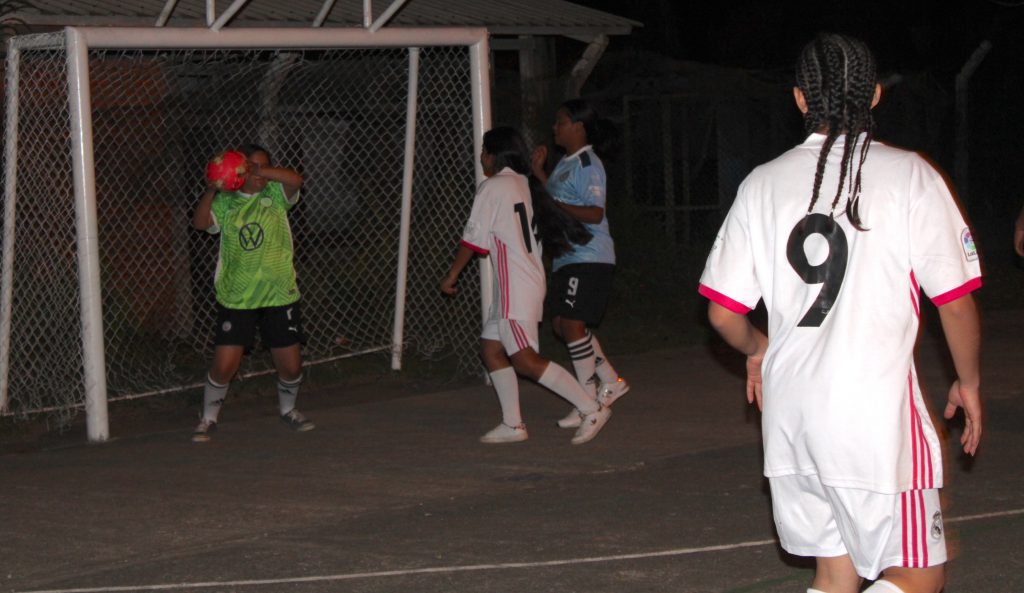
[931,511,943,539]
[239,223,264,251]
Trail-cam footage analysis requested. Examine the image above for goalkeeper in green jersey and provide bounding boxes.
[190,144,312,442]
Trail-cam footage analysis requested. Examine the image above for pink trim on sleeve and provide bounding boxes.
[460,239,489,255]
[698,284,753,314]
[930,277,982,306]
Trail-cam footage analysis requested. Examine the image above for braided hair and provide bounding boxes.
[796,33,878,230]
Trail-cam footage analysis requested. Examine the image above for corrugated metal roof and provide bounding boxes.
[10,0,640,36]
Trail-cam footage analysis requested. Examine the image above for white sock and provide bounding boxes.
[566,333,597,396]
[864,580,906,593]
[538,362,598,414]
[589,332,618,383]
[807,589,827,593]
[202,375,229,422]
[277,374,302,415]
[488,367,522,426]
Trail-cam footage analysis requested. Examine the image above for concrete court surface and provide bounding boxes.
[1,310,1022,593]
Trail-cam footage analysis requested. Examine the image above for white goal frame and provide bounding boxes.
[0,26,493,441]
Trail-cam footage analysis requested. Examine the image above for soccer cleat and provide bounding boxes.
[571,404,611,445]
[280,409,315,432]
[479,422,528,444]
[557,408,583,429]
[598,377,630,407]
[192,418,217,442]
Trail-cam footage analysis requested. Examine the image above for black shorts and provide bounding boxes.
[546,263,615,327]
[213,302,306,351]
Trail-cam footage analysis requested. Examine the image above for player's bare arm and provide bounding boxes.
[530,145,549,185]
[557,201,604,224]
[192,187,217,230]
[707,302,769,409]
[252,162,304,198]
[937,293,982,455]
[1014,204,1024,257]
[440,245,476,296]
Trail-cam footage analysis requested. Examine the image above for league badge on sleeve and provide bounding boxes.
[960,228,978,262]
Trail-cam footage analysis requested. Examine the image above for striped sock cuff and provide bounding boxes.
[567,333,594,361]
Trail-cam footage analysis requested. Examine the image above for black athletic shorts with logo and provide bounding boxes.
[546,263,615,327]
[213,301,306,351]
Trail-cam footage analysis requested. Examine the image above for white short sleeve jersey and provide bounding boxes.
[546,145,615,271]
[699,134,982,494]
[460,167,546,322]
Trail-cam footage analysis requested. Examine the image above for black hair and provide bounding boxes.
[795,33,877,230]
[560,99,619,162]
[483,126,592,258]
[238,143,271,162]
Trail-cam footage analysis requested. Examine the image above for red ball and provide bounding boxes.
[206,150,248,191]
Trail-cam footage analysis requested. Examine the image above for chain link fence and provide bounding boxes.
[2,35,484,420]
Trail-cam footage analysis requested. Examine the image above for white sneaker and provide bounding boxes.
[598,377,630,407]
[480,423,528,444]
[556,409,583,429]
[571,405,611,445]
[192,418,217,443]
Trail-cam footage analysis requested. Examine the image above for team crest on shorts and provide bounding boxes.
[222,321,232,333]
[931,511,943,540]
[960,228,978,261]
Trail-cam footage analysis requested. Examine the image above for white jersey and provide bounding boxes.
[461,167,546,322]
[699,133,982,494]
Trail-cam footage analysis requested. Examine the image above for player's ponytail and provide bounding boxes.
[483,126,592,258]
[796,33,877,230]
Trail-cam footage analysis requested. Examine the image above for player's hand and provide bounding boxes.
[531,145,548,177]
[943,379,982,456]
[1014,227,1024,257]
[745,353,764,411]
[440,273,458,296]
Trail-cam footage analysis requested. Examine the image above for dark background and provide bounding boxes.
[567,1,1024,316]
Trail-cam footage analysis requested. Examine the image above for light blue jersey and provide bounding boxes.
[546,145,615,271]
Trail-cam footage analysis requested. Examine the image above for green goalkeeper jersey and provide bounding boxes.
[209,180,300,309]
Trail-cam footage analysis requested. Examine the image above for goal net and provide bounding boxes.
[1,27,491,434]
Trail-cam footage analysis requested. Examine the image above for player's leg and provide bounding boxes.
[823,486,947,593]
[503,320,610,445]
[769,475,861,592]
[478,336,527,443]
[200,343,244,423]
[263,303,313,431]
[863,566,944,593]
[477,319,526,443]
[194,306,255,442]
[812,555,861,593]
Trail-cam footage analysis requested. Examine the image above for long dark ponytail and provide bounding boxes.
[483,126,592,258]
[796,33,877,230]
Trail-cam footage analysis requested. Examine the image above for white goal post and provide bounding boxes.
[0,26,494,441]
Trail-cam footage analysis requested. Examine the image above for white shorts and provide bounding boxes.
[481,318,539,356]
[769,474,947,580]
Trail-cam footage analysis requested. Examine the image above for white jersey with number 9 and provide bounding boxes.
[699,133,981,494]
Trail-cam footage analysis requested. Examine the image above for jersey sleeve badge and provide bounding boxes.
[960,228,978,262]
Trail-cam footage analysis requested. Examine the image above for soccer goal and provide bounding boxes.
[0,26,493,440]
